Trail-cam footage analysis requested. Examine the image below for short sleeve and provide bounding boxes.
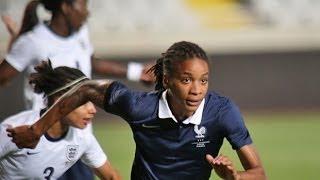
[104,81,158,122]
[220,100,252,150]
[81,133,107,168]
[4,35,38,72]
[104,81,137,118]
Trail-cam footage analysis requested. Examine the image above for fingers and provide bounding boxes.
[206,154,215,164]
[207,154,236,172]
[7,127,18,146]
[207,154,239,180]
[6,127,13,137]
[5,125,39,149]
[212,154,233,166]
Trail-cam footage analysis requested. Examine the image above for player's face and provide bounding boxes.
[65,101,96,129]
[65,0,89,31]
[165,58,209,120]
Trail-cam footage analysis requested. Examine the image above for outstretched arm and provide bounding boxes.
[206,144,266,180]
[1,15,19,51]
[91,57,155,85]
[0,16,20,86]
[6,79,114,148]
[0,60,19,86]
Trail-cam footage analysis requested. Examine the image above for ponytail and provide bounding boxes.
[148,56,164,91]
[18,0,40,35]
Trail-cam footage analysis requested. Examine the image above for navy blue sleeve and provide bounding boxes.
[219,100,252,150]
[103,81,159,122]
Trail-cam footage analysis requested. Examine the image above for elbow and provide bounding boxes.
[260,167,267,180]
[254,163,267,180]
[251,166,267,180]
[0,60,18,86]
[239,166,267,180]
[102,173,122,180]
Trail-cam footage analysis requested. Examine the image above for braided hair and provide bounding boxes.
[149,41,209,91]
[29,60,86,106]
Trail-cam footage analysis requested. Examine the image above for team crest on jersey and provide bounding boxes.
[194,125,206,138]
[192,125,210,148]
[66,145,79,161]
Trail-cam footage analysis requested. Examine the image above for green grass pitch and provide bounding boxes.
[93,111,320,179]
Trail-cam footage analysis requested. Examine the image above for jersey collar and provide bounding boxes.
[159,90,205,125]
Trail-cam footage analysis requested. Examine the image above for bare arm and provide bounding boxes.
[236,144,266,179]
[91,57,127,78]
[1,15,19,51]
[0,16,20,86]
[94,161,122,180]
[91,57,155,85]
[0,60,19,86]
[206,144,266,180]
[6,79,114,148]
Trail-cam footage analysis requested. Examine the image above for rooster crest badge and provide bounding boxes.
[194,125,206,138]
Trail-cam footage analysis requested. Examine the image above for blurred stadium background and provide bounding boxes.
[1,0,320,179]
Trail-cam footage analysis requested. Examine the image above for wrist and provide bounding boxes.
[29,124,42,139]
[127,62,143,81]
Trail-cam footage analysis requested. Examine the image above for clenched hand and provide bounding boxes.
[7,125,40,149]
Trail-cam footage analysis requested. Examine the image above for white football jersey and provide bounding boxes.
[0,110,107,180]
[5,23,93,110]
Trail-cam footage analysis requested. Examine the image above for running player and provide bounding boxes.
[0,0,153,179]
[0,60,121,180]
[7,41,266,180]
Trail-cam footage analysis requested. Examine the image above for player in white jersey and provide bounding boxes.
[0,0,154,179]
[0,60,122,180]
[0,1,154,110]
[4,22,93,110]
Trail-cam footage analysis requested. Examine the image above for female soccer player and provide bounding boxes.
[0,0,153,179]
[0,60,121,180]
[7,41,266,180]
[0,0,154,110]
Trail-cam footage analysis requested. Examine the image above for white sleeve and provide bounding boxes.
[127,62,143,81]
[0,123,18,158]
[81,133,107,168]
[4,35,39,72]
[78,24,94,56]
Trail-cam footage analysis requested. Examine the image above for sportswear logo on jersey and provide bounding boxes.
[26,151,40,155]
[66,145,79,161]
[142,123,160,129]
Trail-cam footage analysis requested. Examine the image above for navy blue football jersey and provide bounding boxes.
[104,81,252,180]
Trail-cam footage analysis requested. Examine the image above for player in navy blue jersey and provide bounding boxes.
[7,41,266,180]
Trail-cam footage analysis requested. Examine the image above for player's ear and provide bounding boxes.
[162,74,169,89]
[61,1,71,15]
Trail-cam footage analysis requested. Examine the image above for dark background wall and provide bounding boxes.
[1,50,319,120]
[210,51,319,110]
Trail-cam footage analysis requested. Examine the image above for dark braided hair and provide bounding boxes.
[149,41,209,91]
[29,60,86,106]
[18,0,76,35]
